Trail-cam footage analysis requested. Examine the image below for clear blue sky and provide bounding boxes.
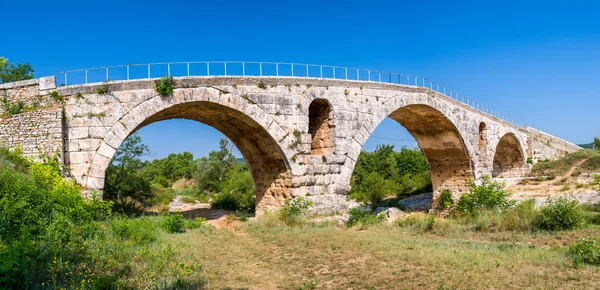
[3,0,600,159]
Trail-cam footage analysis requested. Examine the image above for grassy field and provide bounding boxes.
[154,214,600,289]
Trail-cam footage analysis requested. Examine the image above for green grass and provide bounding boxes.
[162,217,600,289]
[530,149,600,177]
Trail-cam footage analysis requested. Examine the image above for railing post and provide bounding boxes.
[187,63,190,77]
[260,62,263,76]
[127,65,130,80]
[306,64,309,77]
[378,71,381,82]
[106,67,109,81]
[291,64,294,77]
[320,65,322,78]
[332,67,335,79]
[85,70,88,84]
[276,63,279,76]
[346,68,348,80]
[148,64,151,79]
[207,63,210,76]
[224,62,227,76]
[242,62,245,77]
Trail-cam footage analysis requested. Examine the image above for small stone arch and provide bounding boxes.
[347,92,475,199]
[308,99,335,155]
[492,133,525,177]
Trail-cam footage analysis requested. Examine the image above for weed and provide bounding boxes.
[155,76,174,97]
[288,129,302,150]
[347,207,385,229]
[438,189,453,210]
[75,92,85,100]
[96,83,109,95]
[257,81,267,89]
[50,91,63,102]
[570,237,600,266]
[280,197,313,227]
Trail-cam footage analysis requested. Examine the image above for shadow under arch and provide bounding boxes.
[387,104,473,196]
[98,101,292,212]
[492,133,525,177]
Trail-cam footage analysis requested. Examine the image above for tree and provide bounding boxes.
[103,134,151,214]
[0,57,34,83]
[193,138,237,193]
[594,137,600,150]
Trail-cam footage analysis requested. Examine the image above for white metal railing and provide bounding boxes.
[54,61,523,127]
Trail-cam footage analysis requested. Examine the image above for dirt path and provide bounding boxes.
[509,157,597,202]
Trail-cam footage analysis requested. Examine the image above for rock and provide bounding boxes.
[373,207,406,222]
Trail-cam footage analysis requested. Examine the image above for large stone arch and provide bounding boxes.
[346,92,475,201]
[83,89,292,212]
[492,132,526,177]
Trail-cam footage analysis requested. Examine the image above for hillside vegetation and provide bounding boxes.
[530,149,600,178]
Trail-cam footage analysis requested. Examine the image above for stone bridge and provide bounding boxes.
[0,68,581,213]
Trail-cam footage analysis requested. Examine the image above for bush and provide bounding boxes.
[155,76,174,97]
[535,196,585,231]
[455,176,514,216]
[186,217,208,229]
[438,189,453,210]
[211,168,254,211]
[570,237,600,266]
[280,197,313,226]
[396,214,436,232]
[163,212,186,233]
[151,188,176,205]
[500,199,539,231]
[347,207,385,229]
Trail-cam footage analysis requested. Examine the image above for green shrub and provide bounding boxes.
[396,214,435,231]
[2,97,24,115]
[280,197,313,226]
[211,168,254,211]
[110,216,133,239]
[163,212,186,233]
[155,76,174,97]
[570,237,600,266]
[186,217,208,229]
[151,188,176,205]
[500,199,539,231]
[347,207,385,229]
[535,196,585,231]
[455,176,514,216]
[236,208,250,221]
[438,189,453,210]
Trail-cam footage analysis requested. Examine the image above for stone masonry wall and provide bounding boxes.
[526,126,581,163]
[0,77,63,160]
[0,108,63,159]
